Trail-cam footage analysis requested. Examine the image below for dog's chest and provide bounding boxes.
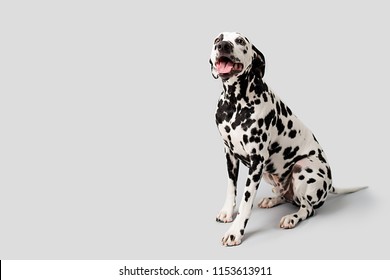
[217,122,247,156]
[216,98,256,156]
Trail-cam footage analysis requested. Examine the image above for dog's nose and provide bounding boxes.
[217,41,233,53]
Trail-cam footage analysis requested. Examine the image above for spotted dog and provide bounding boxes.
[209,32,367,246]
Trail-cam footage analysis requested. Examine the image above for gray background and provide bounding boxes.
[1,0,389,259]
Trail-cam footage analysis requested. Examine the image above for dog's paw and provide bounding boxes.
[216,208,234,223]
[258,196,283,208]
[258,197,275,208]
[279,214,299,229]
[221,230,242,246]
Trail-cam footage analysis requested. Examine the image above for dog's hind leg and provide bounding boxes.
[279,198,314,229]
[258,196,286,208]
[258,173,287,208]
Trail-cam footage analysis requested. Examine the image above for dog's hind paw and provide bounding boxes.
[280,214,299,229]
[258,196,285,208]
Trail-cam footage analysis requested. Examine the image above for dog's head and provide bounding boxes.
[209,32,265,81]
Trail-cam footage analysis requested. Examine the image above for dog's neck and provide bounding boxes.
[221,70,267,101]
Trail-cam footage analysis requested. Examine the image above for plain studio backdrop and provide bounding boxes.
[0,0,389,259]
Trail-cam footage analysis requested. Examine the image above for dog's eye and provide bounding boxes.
[235,38,245,46]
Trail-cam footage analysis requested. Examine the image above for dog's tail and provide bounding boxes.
[329,185,368,194]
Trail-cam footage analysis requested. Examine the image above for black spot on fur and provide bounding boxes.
[262,92,268,102]
[237,154,250,167]
[244,191,251,202]
[241,118,256,131]
[268,142,282,156]
[231,107,255,129]
[236,75,249,102]
[244,219,249,228]
[280,167,293,182]
[259,143,264,151]
[305,168,313,173]
[283,154,309,170]
[230,235,235,241]
[283,146,300,160]
[287,120,293,129]
[249,82,268,96]
[262,132,268,142]
[240,229,244,235]
[326,166,332,180]
[318,149,327,163]
[279,101,288,117]
[276,102,281,115]
[253,173,261,182]
[224,126,231,133]
[249,136,261,143]
[262,83,268,92]
[250,127,260,135]
[316,189,324,200]
[270,93,275,103]
[216,101,235,124]
[226,153,239,183]
[307,178,316,184]
[276,119,285,135]
[227,83,237,95]
[264,109,276,129]
[299,175,305,180]
[288,129,297,139]
[265,162,276,173]
[258,118,264,128]
[314,200,325,209]
[250,154,263,172]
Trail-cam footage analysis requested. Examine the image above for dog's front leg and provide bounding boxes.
[217,148,239,223]
[222,156,263,246]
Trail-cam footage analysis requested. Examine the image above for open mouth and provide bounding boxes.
[215,56,243,77]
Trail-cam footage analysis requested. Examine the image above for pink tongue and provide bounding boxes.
[216,61,234,74]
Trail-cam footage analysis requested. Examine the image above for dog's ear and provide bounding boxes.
[209,59,219,79]
[251,45,266,78]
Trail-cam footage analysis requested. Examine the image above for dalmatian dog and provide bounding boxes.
[209,32,367,246]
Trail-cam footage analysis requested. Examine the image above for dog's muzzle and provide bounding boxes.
[215,56,243,78]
